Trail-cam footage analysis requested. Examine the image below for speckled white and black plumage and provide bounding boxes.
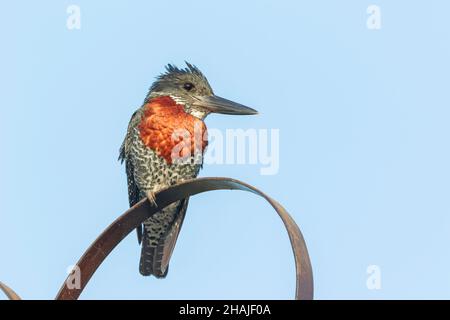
[119,63,211,278]
[119,106,206,277]
[120,62,256,278]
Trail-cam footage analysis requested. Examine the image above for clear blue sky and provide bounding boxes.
[1,1,450,299]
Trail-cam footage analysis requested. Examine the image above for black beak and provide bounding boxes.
[193,95,258,115]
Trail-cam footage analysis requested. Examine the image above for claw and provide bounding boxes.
[147,191,157,207]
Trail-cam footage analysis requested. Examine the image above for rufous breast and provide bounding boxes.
[138,96,208,164]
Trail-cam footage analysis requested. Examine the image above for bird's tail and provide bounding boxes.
[139,199,188,278]
[139,233,169,278]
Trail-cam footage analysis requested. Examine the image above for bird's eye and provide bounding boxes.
[183,82,195,91]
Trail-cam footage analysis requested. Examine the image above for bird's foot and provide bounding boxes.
[147,191,157,207]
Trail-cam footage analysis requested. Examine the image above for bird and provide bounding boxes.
[119,62,257,278]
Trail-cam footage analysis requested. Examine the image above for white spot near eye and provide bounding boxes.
[170,95,185,105]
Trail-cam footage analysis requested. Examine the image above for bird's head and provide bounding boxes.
[145,62,258,119]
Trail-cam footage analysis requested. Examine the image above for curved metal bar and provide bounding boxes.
[0,281,21,300]
[55,177,313,300]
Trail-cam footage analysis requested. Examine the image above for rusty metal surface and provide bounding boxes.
[0,281,21,300]
[54,177,313,300]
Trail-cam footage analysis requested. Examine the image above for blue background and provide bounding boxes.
[1,1,449,299]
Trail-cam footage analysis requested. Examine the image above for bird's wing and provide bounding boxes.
[126,159,144,244]
[118,110,140,163]
[119,110,144,243]
[125,159,141,207]
[154,198,189,275]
